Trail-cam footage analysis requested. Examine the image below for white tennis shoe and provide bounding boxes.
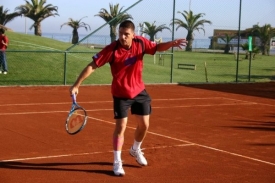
[113,160,125,176]
[129,147,148,166]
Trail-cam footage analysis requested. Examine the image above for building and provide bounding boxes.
[209,29,247,50]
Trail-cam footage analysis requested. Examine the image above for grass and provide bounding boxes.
[0,31,274,86]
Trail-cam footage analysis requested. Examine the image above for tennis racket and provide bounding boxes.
[65,94,88,135]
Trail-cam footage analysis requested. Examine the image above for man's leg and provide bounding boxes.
[130,114,150,166]
[113,117,127,176]
[0,51,4,73]
[134,115,149,142]
[2,52,8,73]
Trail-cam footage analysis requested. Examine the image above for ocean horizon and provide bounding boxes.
[40,32,211,49]
[21,32,275,54]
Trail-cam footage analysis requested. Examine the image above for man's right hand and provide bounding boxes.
[70,86,79,96]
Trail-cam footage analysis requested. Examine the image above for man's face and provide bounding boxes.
[118,27,135,49]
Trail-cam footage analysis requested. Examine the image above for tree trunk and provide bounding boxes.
[72,28,79,44]
[110,25,117,43]
[245,52,249,59]
[260,41,270,55]
[34,22,42,36]
[185,31,193,51]
[224,44,230,54]
[264,42,269,55]
[261,43,265,55]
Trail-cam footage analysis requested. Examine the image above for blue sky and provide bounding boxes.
[2,0,275,39]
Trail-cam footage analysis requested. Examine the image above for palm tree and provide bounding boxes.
[95,3,132,42]
[141,21,171,41]
[251,24,275,55]
[15,0,59,36]
[172,10,212,51]
[61,17,91,44]
[219,33,236,54]
[0,6,21,27]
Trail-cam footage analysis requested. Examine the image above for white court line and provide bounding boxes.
[2,97,272,108]
[0,102,256,116]
[153,102,256,109]
[221,97,275,107]
[0,97,256,115]
[0,109,112,116]
[1,98,274,166]
[0,97,252,107]
[1,115,274,166]
[0,101,112,107]
[0,144,194,162]
[84,116,275,166]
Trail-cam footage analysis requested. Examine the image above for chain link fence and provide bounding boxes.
[1,0,274,86]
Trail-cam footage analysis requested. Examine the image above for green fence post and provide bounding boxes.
[170,0,176,83]
[64,51,68,85]
[248,36,252,82]
[236,0,242,83]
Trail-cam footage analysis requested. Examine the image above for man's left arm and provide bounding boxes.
[157,39,188,52]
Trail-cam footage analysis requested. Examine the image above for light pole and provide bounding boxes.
[236,0,242,82]
[25,16,27,34]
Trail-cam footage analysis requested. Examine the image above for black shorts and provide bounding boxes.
[113,90,152,119]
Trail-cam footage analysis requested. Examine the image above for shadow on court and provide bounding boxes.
[226,118,275,132]
[180,82,275,99]
[0,161,140,176]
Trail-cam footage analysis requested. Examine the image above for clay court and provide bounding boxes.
[0,82,274,183]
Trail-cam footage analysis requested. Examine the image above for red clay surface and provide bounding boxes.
[0,83,274,183]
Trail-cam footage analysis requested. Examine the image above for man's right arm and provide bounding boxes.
[70,61,98,95]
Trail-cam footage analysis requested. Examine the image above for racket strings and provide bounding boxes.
[66,108,87,134]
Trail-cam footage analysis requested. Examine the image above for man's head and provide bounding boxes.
[118,20,135,49]
[0,28,5,34]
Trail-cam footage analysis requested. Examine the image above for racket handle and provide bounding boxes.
[72,93,77,103]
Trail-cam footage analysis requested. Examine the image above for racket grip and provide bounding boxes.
[72,93,76,103]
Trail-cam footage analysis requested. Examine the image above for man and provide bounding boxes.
[0,28,8,74]
[70,20,187,176]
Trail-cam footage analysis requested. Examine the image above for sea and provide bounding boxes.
[41,32,211,49]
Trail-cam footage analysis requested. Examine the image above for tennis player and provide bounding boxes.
[70,20,187,176]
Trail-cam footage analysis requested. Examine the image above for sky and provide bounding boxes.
[1,0,275,39]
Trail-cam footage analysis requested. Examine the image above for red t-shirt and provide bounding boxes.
[0,34,8,50]
[93,36,157,98]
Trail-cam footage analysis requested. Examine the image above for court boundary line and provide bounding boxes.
[4,115,267,166]
[0,97,256,107]
[0,144,194,162]
[0,102,258,116]
[2,114,274,166]
[1,97,273,109]
[1,98,274,166]
[84,116,275,167]
[1,114,274,166]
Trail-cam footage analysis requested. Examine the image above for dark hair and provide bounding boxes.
[119,20,135,31]
[0,28,5,34]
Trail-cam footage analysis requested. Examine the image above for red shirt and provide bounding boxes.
[0,34,8,50]
[93,36,157,98]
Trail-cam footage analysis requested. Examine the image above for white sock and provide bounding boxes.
[132,140,142,150]
[114,151,122,162]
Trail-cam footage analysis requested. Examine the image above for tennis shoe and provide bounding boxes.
[3,71,7,74]
[129,147,148,166]
[113,160,125,176]
[0,71,2,74]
